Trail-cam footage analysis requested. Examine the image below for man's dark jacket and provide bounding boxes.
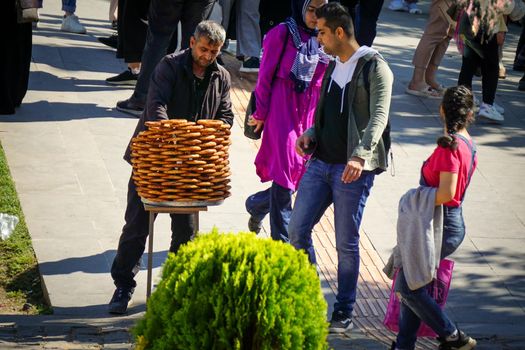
[124,49,234,164]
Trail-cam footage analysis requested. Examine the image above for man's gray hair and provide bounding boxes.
[193,20,226,45]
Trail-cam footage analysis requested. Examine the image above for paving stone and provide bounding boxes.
[101,331,130,345]
[328,333,387,350]
[102,344,133,350]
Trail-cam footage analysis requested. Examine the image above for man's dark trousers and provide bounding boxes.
[131,0,216,106]
[334,0,384,46]
[110,175,194,289]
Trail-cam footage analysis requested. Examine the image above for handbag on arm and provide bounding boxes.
[244,30,289,140]
[16,0,40,23]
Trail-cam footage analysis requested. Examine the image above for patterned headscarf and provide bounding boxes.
[285,0,329,93]
[290,0,317,35]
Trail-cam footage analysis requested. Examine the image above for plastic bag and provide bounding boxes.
[0,213,19,240]
[383,259,455,337]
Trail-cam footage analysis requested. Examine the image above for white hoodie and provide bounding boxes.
[327,46,379,113]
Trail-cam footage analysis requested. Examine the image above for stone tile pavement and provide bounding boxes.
[0,0,524,349]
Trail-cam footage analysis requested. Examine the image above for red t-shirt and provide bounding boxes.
[421,137,477,207]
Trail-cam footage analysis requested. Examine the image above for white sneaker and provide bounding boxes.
[407,2,422,14]
[61,14,86,34]
[475,97,504,114]
[493,102,505,115]
[388,0,407,11]
[478,103,504,123]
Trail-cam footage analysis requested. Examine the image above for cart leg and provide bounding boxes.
[147,211,155,299]
[194,212,199,234]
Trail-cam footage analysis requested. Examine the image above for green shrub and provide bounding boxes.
[134,230,328,350]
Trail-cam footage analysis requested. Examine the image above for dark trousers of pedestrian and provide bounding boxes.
[0,1,32,115]
[110,175,194,289]
[131,0,215,105]
[332,0,385,46]
[116,0,150,63]
[245,182,294,242]
[259,0,291,37]
[457,33,499,105]
[514,19,525,70]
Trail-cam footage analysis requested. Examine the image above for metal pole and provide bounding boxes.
[194,212,199,234]
[147,211,155,299]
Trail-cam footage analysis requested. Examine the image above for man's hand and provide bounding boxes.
[247,114,264,133]
[296,133,313,156]
[341,157,365,183]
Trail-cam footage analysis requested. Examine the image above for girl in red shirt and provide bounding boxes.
[393,86,478,350]
[421,85,478,258]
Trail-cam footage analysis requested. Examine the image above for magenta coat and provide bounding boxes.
[254,24,328,191]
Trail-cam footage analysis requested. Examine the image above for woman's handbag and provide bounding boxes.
[243,29,289,140]
[16,0,40,23]
[383,259,455,337]
[243,93,261,140]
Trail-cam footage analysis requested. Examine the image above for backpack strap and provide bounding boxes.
[454,134,477,202]
[363,58,373,95]
[271,27,290,87]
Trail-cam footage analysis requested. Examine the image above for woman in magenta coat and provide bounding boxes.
[246,0,329,241]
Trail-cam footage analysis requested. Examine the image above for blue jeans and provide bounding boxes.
[220,0,261,57]
[441,206,465,259]
[289,159,375,316]
[395,269,456,350]
[62,0,76,13]
[245,182,293,242]
[395,205,465,350]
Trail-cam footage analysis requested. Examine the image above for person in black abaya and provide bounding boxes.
[1,0,33,115]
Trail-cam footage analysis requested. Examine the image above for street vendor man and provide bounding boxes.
[108,20,234,314]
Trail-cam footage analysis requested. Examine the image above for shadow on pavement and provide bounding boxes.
[38,13,117,31]
[28,71,129,93]
[35,250,168,275]
[1,101,136,122]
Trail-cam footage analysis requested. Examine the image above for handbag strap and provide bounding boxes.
[270,27,290,87]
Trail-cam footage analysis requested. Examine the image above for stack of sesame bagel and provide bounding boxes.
[130,119,231,203]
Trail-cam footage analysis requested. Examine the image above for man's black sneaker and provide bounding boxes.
[329,310,353,333]
[240,57,260,73]
[248,216,262,234]
[98,34,118,49]
[438,330,477,350]
[108,287,134,315]
[106,68,138,86]
[116,98,144,117]
[519,75,525,91]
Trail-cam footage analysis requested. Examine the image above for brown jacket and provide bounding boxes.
[124,49,234,164]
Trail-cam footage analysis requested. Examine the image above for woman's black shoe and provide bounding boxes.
[98,34,118,49]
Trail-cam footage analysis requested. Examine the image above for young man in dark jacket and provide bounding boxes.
[109,20,234,314]
[289,3,393,333]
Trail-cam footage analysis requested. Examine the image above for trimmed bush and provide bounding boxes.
[134,230,328,350]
